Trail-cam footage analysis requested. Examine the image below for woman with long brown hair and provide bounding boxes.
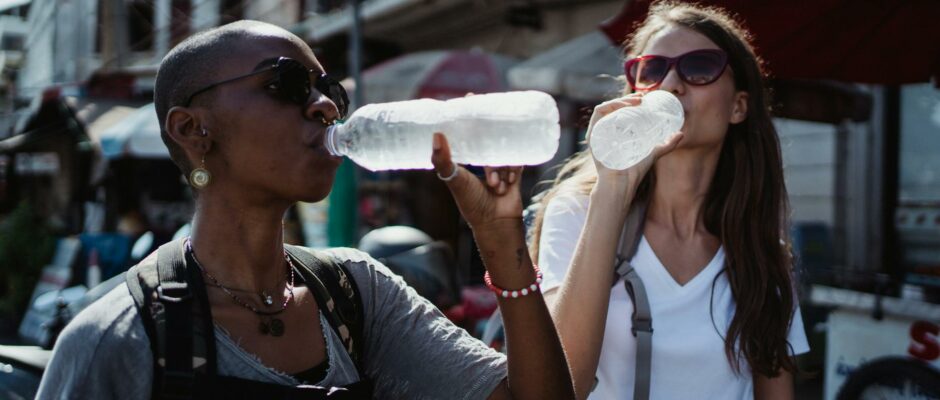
[530,2,808,399]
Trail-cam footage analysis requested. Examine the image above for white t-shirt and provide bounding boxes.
[538,194,810,400]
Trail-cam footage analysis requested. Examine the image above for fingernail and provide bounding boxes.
[432,134,441,151]
[509,171,516,182]
[490,171,498,184]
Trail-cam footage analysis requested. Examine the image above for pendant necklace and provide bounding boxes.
[186,238,295,337]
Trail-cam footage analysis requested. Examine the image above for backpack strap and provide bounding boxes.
[612,199,652,400]
[125,239,217,400]
[125,259,161,399]
[284,246,366,377]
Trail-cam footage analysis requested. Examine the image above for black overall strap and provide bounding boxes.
[284,246,366,376]
[613,200,653,400]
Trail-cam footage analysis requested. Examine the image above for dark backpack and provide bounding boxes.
[124,239,372,399]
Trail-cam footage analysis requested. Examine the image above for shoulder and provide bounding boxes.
[540,193,591,237]
[57,283,145,352]
[541,193,590,229]
[544,193,590,215]
[310,247,400,281]
[39,283,153,397]
[294,246,407,299]
[59,249,159,352]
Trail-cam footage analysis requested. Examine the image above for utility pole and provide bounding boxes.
[155,0,171,63]
[349,0,363,109]
[327,0,364,248]
[101,0,129,69]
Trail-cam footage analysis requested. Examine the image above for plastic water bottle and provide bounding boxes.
[589,90,684,170]
[325,91,560,171]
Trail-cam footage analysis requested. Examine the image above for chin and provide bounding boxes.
[296,179,335,203]
[296,189,331,203]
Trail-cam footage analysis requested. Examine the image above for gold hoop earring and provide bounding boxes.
[190,155,211,189]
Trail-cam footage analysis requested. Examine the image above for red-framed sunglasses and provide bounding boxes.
[625,49,729,91]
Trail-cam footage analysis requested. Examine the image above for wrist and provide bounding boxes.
[594,171,642,194]
[485,265,543,299]
[590,182,637,217]
[470,217,525,240]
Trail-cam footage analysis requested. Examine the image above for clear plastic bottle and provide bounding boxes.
[325,91,560,171]
[589,90,684,170]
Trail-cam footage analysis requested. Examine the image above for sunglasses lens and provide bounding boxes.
[276,60,312,104]
[634,57,668,89]
[678,51,726,85]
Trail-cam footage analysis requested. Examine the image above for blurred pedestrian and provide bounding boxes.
[37,20,573,400]
[529,2,809,399]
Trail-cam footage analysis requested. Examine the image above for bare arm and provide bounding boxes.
[430,134,574,400]
[753,369,795,400]
[480,220,573,400]
[548,183,634,399]
[545,94,684,399]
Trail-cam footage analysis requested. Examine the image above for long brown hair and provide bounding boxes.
[529,1,797,377]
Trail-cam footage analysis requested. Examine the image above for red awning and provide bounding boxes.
[360,50,517,104]
[599,0,940,86]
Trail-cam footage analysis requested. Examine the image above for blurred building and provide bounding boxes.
[0,0,318,250]
[0,1,28,136]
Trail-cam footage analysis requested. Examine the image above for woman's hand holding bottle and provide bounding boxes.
[431,133,524,234]
[586,93,684,200]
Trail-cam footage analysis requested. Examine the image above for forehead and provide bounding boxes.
[214,34,324,78]
[642,25,721,57]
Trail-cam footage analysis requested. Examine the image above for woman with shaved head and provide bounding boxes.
[38,21,573,399]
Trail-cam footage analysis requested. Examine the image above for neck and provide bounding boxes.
[647,144,722,240]
[188,190,292,294]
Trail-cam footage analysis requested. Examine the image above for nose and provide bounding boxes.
[656,66,685,96]
[303,90,341,123]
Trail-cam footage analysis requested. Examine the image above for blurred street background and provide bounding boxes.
[0,0,938,398]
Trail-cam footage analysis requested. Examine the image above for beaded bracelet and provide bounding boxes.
[484,265,544,299]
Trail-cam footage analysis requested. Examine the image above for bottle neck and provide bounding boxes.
[325,124,342,156]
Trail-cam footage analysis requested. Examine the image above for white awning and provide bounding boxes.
[97,103,168,159]
[0,0,29,12]
[355,49,517,104]
[507,30,625,101]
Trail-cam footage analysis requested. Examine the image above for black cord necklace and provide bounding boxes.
[185,238,295,337]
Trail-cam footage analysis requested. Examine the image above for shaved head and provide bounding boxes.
[154,20,311,175]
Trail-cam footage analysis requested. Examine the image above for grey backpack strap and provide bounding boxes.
[614,200,652,400]
[283,246,367,377]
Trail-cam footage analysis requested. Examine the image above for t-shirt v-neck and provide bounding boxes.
[633,236,725,300]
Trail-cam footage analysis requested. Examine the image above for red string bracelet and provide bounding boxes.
[484,265,544,299]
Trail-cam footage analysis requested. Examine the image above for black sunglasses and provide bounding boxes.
[184,57,349,118]
[625,49,729,90]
